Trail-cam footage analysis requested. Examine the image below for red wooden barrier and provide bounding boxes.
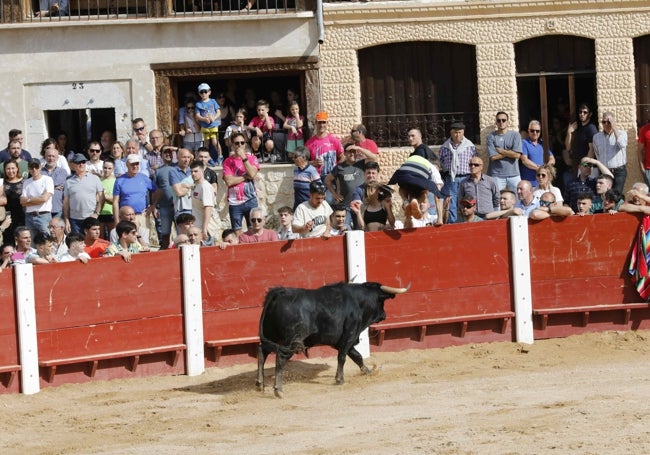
[33,249,186,387]
[0,271,20,393]
[367,221,515,350]
[529,213,650,338]
[201,236,347,365]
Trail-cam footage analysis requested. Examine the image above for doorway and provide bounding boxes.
[45,108,116,154]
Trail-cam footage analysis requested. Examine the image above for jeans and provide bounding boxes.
[443,175,467,224]
[494,175,521,192]
[229,198,258,231]
[69,218,85,235]
[610,166,627,194]
[26,212,52,239]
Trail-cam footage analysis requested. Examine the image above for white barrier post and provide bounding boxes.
[345,230,370,358]
[509,216,534,344]
[181,245,205,376]
[14,264,40,394]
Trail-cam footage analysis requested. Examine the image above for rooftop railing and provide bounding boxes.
[0,0,299,23]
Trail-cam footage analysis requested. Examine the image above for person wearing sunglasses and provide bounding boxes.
[592,111,628,194]
[486,111,523,192]
[238,207,278,244]
[131,118,153,155]
[529,191,574,220]
[520,120,555,187]
[532,164,563,205]
[565,103,598,184]
[222,131,260,235]
[565,156,612,212]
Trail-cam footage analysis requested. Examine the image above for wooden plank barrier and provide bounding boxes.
[0,271,20,393]
[528,214,650,337]
[33,249,186,386]
[366,221,515,350]
[201,236,347,365]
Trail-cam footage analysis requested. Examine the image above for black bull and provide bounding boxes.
[256,282,409,397]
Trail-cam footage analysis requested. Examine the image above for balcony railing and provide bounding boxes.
[362,112,480,148]
[0,0,299,23]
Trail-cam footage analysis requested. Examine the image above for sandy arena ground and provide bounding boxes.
[1,330,650,454]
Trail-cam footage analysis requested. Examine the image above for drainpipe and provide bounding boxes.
[316,0,325,44]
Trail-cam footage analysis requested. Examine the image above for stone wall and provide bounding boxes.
[320,0,650,189]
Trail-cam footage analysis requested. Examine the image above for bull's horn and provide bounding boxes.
[381,283,411,294]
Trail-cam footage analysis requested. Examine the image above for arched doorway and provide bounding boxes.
[634,34,650,126]
[515,35,597,159]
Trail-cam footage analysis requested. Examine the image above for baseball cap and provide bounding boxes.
[28,158,42,169]
[126,154,141,164]
[198,83,211,92]
[315,111,329,122]
[71,153,88,164]
[460,196,476,207]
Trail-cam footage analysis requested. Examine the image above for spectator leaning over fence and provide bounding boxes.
[0,243,15,270]
[223,132,260,234]
[104,220,143,262]
[221,228,239,245]
[329,204,351,236]
[485,189,523,220]
[109,205,150,250]
[21,158,54,239]
[514,180,539,217]
[26,232,58,265]
[239,207,278,244]
[64,153,104,235]
[602,189,624,214]
[591,111,627,194]
[529,191,574,221]
[12,226,35,264]
[458,196,484,223]
[58,232,90,263]
[82,217,110,258]
[438,122,478,224]
[276,206,299,240]
[457,156,499,219]
[619,182,650,215]
[575,192,594,217]
[293,180,332,239]
[487,111,522,192]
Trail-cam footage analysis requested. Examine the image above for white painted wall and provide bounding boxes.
[0,14,318,150]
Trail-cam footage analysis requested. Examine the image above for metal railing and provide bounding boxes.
[361,112,480,148]
[0,0,298,23]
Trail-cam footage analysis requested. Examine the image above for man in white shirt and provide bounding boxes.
[591,111,628,194]
[21,159,54,238]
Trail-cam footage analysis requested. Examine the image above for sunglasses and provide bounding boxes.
[581,162,593,168]
[134,127,145,132]
[496,118,508,123]
[536,173,548,178]
[89,149,101,153]
[461,204,475,208]
[469,163,481,167]
[579,110,589,114]
[199,90,208,94]
[528,129,540,133]
[250,218,263,223]
[539,200,552,207]
[234,141,246,145]
[602,120,611,124]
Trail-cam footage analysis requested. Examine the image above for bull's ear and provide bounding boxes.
[380,283,410,294]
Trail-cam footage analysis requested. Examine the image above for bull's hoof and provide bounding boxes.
[255,381,264,392]
[335,378,344,385]
[273,387,284,399]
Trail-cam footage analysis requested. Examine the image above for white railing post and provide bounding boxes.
[509,216,534,344]
[345,230,370,358]
[181,245,205,376]
[14,264,40,394]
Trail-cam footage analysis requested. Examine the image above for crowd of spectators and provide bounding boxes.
[1,94,650,270]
